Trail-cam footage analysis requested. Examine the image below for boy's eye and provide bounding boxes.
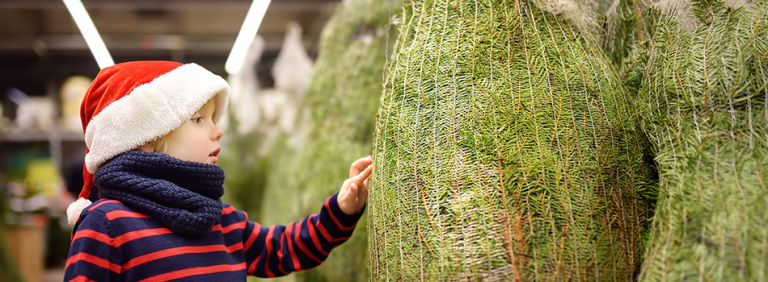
[193,117,202,123]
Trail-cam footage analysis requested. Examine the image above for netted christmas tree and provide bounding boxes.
[368,0,657,280]
[600,0,660,95]
[256,0,401,281]
[631,1,768,280]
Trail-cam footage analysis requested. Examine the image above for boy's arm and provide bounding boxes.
[64,210,122,282]
[241,192,364,278]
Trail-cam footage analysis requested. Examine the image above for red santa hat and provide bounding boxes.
[66,61,230,226]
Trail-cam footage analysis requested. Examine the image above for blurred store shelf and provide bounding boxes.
[0,129,83,142]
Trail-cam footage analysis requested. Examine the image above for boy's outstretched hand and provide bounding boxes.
[338,156,373,215]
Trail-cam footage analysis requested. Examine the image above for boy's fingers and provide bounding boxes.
[357,189,368,213]
[350,156,373,178]
[351,165,373,185]
[341,179,351,191]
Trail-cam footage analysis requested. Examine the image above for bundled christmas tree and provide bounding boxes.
[630,1,768,280]
[368,0,656,280]
[257,0,400,281]
[600,0,660,95]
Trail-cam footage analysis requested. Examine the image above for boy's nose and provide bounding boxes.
[212,124,223,141]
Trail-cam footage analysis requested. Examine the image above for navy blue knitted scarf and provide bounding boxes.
[94,150,225,237]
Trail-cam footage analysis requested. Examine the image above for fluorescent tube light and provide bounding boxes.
[225,0,271,75]
[62,0,114,69]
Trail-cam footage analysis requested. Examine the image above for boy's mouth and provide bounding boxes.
[210,147,221,157]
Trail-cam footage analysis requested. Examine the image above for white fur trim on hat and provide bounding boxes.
[67,197,93,226]
[84,63,229,173]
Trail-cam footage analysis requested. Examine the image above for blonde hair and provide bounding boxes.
[154,135,172,153]
[138,134,172,154]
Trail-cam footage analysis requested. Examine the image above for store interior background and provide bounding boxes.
[0,0,342,281]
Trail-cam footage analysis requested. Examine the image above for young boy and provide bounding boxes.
[63,61,372,281]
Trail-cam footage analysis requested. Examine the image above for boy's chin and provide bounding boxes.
[171,155,217,165]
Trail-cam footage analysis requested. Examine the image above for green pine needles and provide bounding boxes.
[601,0,663,96]
[257,0,400,281]
[368,0,656,280]
[635,1,768,280]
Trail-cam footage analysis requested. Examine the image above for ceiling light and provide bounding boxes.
[62,0,114,69]
[225,0,271,75]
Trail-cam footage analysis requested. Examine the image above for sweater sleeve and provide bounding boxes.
[64,210,122,282]
[241,192,364,277]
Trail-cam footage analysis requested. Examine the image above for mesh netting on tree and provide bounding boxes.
[256,0,400,281]
[634,1,768,280]
[368,0,656,280]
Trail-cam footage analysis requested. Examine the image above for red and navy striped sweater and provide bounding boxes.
[64,193,361,281]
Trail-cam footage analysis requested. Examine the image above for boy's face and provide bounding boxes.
[163,99,223,164]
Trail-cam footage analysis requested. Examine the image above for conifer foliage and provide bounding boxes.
[634,1,768,280]
[256,0,400,281]
[368,0,656,280]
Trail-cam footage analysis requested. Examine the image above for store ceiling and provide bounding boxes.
[0,0,341,100]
